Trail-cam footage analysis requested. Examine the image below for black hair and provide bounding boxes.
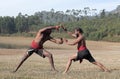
[75,28,84,34]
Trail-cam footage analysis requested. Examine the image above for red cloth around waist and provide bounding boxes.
[78,45,87,51]
[31,40,43,49]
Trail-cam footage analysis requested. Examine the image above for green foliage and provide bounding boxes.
[51,32,72,38]
[100,9,106,18]
[0,16,15,34]
[0,8,120,42]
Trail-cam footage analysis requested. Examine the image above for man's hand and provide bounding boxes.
[58,38,63,44]
[49,37,64,44]
[55,24,67,32]
[63,38,68,43]
[60,24,67,31]
[56,38,64,44]
[55,26,60,30]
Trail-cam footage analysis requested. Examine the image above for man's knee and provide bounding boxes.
[22,53,30,60]
[92,61,102,66]
[47,53,53,58]
[68,57,73,61]
[92,61,97,65]
[27,50,33,56]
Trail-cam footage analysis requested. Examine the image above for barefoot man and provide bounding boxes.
[13,25,63,72]
[62,27,109,73]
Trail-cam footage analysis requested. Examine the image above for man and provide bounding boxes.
[62,27,110,73]
[13,25,63,72]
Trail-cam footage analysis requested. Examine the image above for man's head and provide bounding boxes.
[74,28,83,35]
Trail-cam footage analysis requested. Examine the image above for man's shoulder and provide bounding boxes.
[78,35,84,38]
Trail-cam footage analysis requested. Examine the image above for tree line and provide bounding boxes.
[0,7,120,42]
[0,7,98,34]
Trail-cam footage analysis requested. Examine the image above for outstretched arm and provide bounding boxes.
[39,26,60,33]
[64,36,82,46]
[67,32,77,38]
[49,37,63,44]
[61,26,77,38]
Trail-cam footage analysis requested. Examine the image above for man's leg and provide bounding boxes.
[43,49,56,71]
[13,50,33,73]
[63,53,77,74]
[92,61,110,72]
[85,50,110,72]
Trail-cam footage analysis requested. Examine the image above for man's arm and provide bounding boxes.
[39,26,60,33]
[49,37,63,44]
[67,32,77,38]
[61,26,77,38]
[64,36,82,46]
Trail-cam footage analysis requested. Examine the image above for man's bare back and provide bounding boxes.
[34,30,52,46]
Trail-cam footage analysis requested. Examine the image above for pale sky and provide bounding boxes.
[0,0,120,16]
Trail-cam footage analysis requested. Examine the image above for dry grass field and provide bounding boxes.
[0,36,120,79]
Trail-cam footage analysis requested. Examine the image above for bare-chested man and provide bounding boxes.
[62,27,110,73]
[13,25,63,72]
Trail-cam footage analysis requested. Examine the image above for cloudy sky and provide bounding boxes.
[0,0,120,16]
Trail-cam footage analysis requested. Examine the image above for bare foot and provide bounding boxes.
[104,69,110,72]
[62,71,67,74]
[11,70,16,73]
[54,69,58,72]
[50,69,58,72]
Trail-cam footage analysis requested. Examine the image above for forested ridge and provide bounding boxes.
[0,6,120,42]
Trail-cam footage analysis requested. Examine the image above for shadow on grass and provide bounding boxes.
[0,43,28,49]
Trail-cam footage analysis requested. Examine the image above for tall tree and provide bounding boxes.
[100,9,106,18]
